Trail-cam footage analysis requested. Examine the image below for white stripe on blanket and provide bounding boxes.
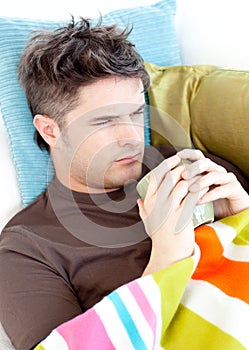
[94,295,135,349]
[117,284,155,348]
[207,221,237,249]
[40,330,68,350]
[210,221,249,261]
[137,275,164,350]
[224,243,249,262]
[182,279,249,349]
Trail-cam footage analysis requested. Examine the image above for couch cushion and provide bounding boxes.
[145,62,249,179]
[191,69,249,180]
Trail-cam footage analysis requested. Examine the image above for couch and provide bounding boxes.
[1,0,249,231]
[1,0,249,348]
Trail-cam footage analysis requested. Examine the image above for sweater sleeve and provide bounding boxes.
[0,228,83,350]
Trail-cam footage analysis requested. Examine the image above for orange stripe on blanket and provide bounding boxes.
[193,225,249,304]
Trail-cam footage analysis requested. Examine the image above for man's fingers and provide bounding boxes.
[188,171,237,193]
[177,149,205,162]
[145,154,182,198]
[181,157,227,180]
[175,191,197,233]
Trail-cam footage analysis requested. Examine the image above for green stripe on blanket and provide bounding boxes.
[162,305,246,350]
[222,208,249,245]
[35,345,45,350]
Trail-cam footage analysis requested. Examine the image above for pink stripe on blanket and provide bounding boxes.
[128,281,157,333]
[56,308,115,350]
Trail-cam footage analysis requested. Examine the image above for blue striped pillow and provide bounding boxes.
[0,0,181,207]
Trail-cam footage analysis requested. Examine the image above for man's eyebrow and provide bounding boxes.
[91,115,120,122]
[131,103,146,114]
[90,103,146,121]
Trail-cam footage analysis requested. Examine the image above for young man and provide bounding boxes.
[0,18,248,350]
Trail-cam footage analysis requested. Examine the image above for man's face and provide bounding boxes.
[54,77,146,193]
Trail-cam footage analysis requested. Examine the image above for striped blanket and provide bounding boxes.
[35,209,249,350]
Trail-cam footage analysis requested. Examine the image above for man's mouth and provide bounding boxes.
[115,153,141,164]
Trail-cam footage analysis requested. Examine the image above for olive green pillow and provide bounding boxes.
[145,62,249,179]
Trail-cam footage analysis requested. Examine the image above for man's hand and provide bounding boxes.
[178,149,249,219]
[138,148,249,275]
[138,153,199,275]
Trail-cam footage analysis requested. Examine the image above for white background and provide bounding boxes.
[1,0,249,69]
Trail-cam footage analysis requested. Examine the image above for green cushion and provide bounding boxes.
[145,62,249,179]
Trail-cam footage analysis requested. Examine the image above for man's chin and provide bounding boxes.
[103,163,142,189]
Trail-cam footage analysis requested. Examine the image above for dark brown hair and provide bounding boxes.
[18,17,150,151]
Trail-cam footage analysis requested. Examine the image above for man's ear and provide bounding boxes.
[33,114,61,148]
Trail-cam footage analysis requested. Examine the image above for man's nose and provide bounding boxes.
[115,116,143,147]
